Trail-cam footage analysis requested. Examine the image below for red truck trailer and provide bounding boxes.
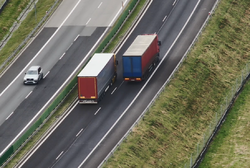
[122,34,161,81]
[77,53,118,104]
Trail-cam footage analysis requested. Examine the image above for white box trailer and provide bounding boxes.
[77,53,118,104]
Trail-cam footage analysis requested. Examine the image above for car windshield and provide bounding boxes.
[27,70,37,75]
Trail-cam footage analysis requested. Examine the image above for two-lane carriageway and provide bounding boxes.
[0,0,130,158]
[18,0,218,167]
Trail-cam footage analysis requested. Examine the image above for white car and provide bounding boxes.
[23,66,43,84]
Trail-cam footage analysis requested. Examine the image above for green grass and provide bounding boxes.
[0,0,30,42]
[104,0,146,52]
[103,0,250,167]
[0,0,61,72]
[0,0,6,8]
[5,86,78,168]
[103,0,147,53]
[5,0,148,167]
[199,80,250,168]
[4,0,250,167]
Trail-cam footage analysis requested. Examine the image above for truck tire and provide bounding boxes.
[156,56,160,64]
[156,56,160,63]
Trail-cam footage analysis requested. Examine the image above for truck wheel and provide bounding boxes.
[153,57,160,67]
[41,73,44,81]
[156,56,160,63]
[155,57,159,65]
[142,75,145,81]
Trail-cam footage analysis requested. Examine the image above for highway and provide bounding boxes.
[0,0,129,156]
[18,0,217,167]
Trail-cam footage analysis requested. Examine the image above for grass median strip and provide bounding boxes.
[5,0,147,167]
[5,86,78,168]
[4,0,250,167]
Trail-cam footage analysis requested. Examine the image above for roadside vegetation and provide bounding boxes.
[0,0,6,8]
[103,0,250,167]
[0,0,30,42]
[5,0,148,167]
[199,80,250,168]
[0,0,61,71]
[3,0,250,167]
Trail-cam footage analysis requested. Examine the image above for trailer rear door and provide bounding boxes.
[78,77,97,99]
[123,56,142,77]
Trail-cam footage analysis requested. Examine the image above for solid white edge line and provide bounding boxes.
[76,128,83,137]
[18,101,78,167]
[0,0,82,98]
[94,107,101,115]
[162,15,167,22]
[114,0,149,54]
[86,18,91,25]
[44,71,50,79]
[5,0,129,159]
[56,151,64,160]
[78,0,201,167]
[59,53,65,60]
[74,34,80,41]
[25,91,32,99]
[111,87,117,95]
[98,2,102,8]
[108,0,129,27]
[0,0,58,80]
[173,0,177,6]
[0,0,83,157]
[5,112,14,120]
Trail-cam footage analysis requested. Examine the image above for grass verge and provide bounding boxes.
[0,0,6,9]
[0,0,61,72]
[5,0,250,167]
[5,86,78,167]
[5,0,148,167]
[102,0,250,167]
[199,81,250,168]
[0,0,30,42]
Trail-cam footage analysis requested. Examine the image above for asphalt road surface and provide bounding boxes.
[19,0,217,167]
[0,0,128,156]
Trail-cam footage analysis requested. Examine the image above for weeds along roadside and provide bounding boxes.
[199,79,250,168]
[4,0,250,167]
[5,0,148,167]
[0,0,7,9]
[0,0,30,42]
[103,0,250,167]
[0,0,62,73]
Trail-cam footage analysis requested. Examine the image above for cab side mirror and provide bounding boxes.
[158,41,161,46]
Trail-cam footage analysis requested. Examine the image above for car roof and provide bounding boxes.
[28,66,40,71]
